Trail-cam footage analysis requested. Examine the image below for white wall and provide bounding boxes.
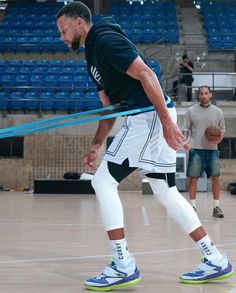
[192,72,236,90]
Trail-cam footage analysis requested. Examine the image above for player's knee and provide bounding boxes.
[91,161,118,194]
[91,172,102,191]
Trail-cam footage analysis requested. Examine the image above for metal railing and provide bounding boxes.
[162,72,236,104]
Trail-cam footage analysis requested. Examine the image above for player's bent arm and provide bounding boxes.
[126,56,186,150]
[126,56,172,125]
[91,90,116,150]
[83,91,116,171]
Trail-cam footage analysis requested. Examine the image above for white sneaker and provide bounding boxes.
[180,255,234,284]
[84,259,141,291]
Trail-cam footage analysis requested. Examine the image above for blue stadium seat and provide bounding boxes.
[15,74,30,87]
[148,60,162,80]
[75,66,87,75]
[0,60,7,72]
[73,74,89,90]
[61,66,75,75]
[19,66,33,74]
[53,37,68,53]
[3,37,16,52]
[0,91,7,110]
[55,91,70,110]
[2,74,16,88]
[24,91,39,111]
[28,37,42,53]
[44,74,58,91]
[50,60,64,67]
[70,91,85,111]
[36,60,50,67]
[32,66,47,74]
[44,29,59,38]
[32,29,44,36]
[0,37,5,52]
[58,74,74,92]
[77,60,87,67]
[5,65,20,75]
[64,60,76,67]
[85,91,101,110]
[22,60,36,67]
[9,60,22,67]
[7,29,18,36]
[9,91,24,110]
[141,29,155,43]
[41,37,54,52]
[16,37,30,53]
[128,29,142,43]
[40,91,55,111]
[30,74,44,90]
[48,66,61,74]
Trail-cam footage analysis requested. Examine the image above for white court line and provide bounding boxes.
[141,206,150,226]
[0,222,171,227]
[0,222,103,227]
[0,242,235,265]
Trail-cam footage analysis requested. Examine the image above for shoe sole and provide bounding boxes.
[84,277,141,291]
[180,270,234,284]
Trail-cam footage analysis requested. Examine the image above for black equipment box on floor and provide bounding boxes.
[34,179,95,194]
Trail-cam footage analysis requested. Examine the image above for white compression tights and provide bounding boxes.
[148,178,202,234]
[91,160,123,231]
[92,160,202,234]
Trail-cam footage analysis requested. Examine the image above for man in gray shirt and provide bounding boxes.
[183,85,225,217]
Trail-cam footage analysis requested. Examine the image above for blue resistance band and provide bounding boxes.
[0,105,155,139]
[0,104,117,135]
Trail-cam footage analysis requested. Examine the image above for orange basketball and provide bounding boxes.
[204,126,221,142]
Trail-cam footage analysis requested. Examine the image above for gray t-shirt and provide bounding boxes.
[183,103,225,150]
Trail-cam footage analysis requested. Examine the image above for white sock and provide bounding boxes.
[110,238,132,268]
[197,235,222,261]
[214,200,220,208]
[190,199,196,208]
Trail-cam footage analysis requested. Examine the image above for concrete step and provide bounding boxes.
[182,27,204,32]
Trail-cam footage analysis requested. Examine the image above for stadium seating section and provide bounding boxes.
[0,1,235,52]
[0,59,162,112]
[106,1,179,43]
[0,0,235,112]
[0,1,179,54]
[200,0,236,50]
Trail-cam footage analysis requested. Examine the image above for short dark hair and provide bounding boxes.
[198,85,212,93]
[182,54,188,60]
[56,1,92,24]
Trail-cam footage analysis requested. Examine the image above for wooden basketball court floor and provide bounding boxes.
[0,190,235,293]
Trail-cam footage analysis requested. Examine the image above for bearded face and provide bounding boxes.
[71,33,81,51]
[57,15,85,51]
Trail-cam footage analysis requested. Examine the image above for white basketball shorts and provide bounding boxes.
[103,107,177,174]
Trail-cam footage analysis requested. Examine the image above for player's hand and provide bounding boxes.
[162,121,188,151]
[82,145,100,172]
[182,140,190,151]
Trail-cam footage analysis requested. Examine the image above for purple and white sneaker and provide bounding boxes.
[84,259,141,291]
[180,255,234,284]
